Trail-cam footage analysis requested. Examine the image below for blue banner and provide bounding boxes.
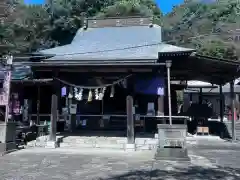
[134,76,164,95]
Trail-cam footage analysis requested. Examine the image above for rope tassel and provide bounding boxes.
[110,85,115,98]
[95,89,99,100]
[88,90,93,102]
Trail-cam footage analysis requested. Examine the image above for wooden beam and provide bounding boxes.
[34,67,154,73]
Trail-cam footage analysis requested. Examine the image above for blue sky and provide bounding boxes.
[24,0,184,14]
[156,0,184,14]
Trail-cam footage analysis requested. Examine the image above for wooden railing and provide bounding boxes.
[28,114,189,133]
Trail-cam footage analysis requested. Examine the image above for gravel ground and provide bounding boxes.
[0,146,240,180]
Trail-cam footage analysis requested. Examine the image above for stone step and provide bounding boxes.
[60,142,125,149]
[61,141,157,146]
[60,142,157,151]
[135,143,157,150]
[62,138,127,144]
[59,136,158,151]
[62,137,158,145]
[135,138,158,145]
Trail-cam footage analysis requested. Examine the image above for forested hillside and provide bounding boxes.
[163,0,240,60]
[0,0,239,61]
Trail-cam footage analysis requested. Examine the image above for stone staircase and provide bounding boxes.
[224,121,240,140]
[59,136,158,151]
[27,135,158,151]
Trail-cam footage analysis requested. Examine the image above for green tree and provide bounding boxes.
[1,0,162,54]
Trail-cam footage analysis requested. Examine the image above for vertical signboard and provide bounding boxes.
[0,71,11,106]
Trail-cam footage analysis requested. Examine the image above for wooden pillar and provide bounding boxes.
[166,60,172,125]
[49,94,57,141]
[126,76,135,144]
[230,81,236,141]
[36,85,40,125]
[157,95,164,116]
[126,96,134,144]
[219,85,224,122]
[49,73,59,142]
[199,88,203,104]
[158,90,165,124]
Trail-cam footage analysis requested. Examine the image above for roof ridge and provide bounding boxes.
[86,17,153,28]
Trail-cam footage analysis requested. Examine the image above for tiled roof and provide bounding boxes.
[39,24,194,61]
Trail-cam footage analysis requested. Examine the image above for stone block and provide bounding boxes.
[0,142,16,155]
[75,139,86,144]
[45,141,58,149]
[147,139,158,145]
[96,143,124,149]
[59,143,71,148]
[73,143,97,148]
[125,143,135,152]
[136,144,157,150]
[135,138,147,145]
[0,122,16,143]
[155,148,190,161]
[116,139,127,144]
[157,124,187,148]
[155,124,189,161]
[35,142,46,147]
[26,140,36,147]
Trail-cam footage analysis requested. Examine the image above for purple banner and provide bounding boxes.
[61,86,67,96]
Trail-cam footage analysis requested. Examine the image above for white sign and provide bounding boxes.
[157,87,164,96]
[132,107,135,114]
[82,119,87,126]
[62,107,68,114]
[69,104,77,114]
[147,102,155,115]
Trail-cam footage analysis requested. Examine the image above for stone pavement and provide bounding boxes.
[0,146,240,180]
